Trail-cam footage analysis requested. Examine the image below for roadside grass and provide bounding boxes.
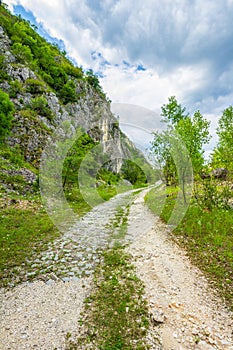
[0,205,60,287]
[145,187,233,309]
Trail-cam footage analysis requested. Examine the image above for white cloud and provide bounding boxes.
[5,0,233,152]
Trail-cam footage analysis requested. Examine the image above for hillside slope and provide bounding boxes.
[0,3,155,194]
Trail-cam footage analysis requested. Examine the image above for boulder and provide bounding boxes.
[211,168,228,180]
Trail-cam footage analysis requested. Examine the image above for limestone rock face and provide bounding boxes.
[0,25,137,172]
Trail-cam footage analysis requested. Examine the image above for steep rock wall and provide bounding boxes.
[0,25,133,172]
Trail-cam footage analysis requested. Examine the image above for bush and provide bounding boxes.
[0,89,14,141]
[59,80,77,104]
[194,179,232,210]
[0,55,10,82]
[9,80,22,98]
[25,79,45,94]
[12,42,33,63]
[29,96,52,119]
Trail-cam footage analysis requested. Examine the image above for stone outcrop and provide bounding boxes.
[0,25,137,172]
[211,168,228,180]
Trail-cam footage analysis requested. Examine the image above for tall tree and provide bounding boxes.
[175,110,211,174]
[151,97,210,188]
[211,106,233,170]
[161,95,188,124]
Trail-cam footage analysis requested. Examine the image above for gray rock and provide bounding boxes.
[211,168,228,180]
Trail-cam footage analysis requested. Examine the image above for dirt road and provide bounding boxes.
[0,188,232,349]
[127,190,233,349]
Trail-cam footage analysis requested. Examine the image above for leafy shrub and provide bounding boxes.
[0,89,14,141]
[25,78,45,94]
[193,179,232,210]
[0,144,25,167]
[29,96,52,119]
[12,42,33,63]
[9,80,22,98]
[62,63,83,79]
[59,80,77,104]
[0,55,10,82]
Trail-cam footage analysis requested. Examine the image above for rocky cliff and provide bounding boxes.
[0,5,137,174]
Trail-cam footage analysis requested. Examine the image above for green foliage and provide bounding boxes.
[9,80,22,98]
[211,106,233,171]
[62,63,83,78]
[12,42,33,63]
[97,167,120,185]
[29,96,52,119]
[85,69,106,98]
[0,55,10,81]
[121,159,147,185]
[25,78,45,94]
[59,80,77,104]
[161,95,188,124]
[151,130,177,185]
[151,97,210,185]
[0,89,14,141]
[62,132,96,188]
[193,179,232,211]
[0,144,26,168]
[176,110,211,174]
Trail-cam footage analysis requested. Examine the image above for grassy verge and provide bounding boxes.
[0,204,60,287]
[145,187,233,309]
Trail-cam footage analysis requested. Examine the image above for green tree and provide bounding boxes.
[62,132,96,188]
[12,42,33,63]
[161,96,188,124]
[176,110,211,174]
[211,106,233,170]
[151,130,177,185]
[29,96,52,118]
[0,89,14,141]
[121,159,147,185]
[151,97,210,188]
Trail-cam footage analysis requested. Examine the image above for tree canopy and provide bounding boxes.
[151,97,211,185]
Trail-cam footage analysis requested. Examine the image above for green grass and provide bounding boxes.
[66,246,150,350]
[145,186,178,222]
[145,186,233,309]
[0,206,60,287]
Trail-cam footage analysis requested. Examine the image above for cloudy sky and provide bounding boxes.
[5,0,233,156]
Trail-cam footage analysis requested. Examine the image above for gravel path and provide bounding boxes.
[0,188,232,349]
[0,190,134,350]
[127,190,233,349]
